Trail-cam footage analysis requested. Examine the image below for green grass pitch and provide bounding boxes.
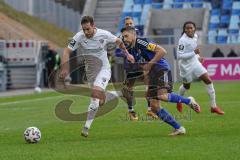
[0,81,240,160]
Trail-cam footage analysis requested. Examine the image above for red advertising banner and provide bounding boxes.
[203,58,240,80]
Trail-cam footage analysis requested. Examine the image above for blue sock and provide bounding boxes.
[156,108,181,129]
[168,93,190,105]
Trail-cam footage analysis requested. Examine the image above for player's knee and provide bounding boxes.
[91,90,105,104]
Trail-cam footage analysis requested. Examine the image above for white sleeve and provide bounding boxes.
[105,31,118,43]
[68,32,81,51]
[177,39,195,60]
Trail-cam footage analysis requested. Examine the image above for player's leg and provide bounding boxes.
[81,69,111,137]
[121,74,138,120]
[194,63,224,115]
[199,72,224,115]
[177,73,193,112]
[149,97,186,136]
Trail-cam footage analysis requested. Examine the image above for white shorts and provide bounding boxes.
[180,62,207,83]
[88,68,111,90]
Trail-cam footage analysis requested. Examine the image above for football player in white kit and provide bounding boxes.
[60,16,135,137]
[176,21,224,115]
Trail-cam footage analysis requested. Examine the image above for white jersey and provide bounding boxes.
[177,33,207,82]
[68,28,117,88]
[68,28,117,70]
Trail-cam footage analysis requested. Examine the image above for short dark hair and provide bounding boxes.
[121,26,136,33]
[81,16,94,25]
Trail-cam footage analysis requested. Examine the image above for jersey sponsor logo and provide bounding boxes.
[69,39,76,47]
[147,43,156,51]
[178,44,184,51]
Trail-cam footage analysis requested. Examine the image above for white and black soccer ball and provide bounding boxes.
[23,127,41,143]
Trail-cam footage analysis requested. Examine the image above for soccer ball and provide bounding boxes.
[23,127,41,143]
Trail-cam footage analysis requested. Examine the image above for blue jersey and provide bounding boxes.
[128,38,170,71]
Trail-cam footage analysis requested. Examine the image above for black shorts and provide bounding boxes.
[147,65,173,99]
[123,71,144,87]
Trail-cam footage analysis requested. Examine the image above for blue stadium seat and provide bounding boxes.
[210,15,220,23]
[173,0,184,8]
[232,2,240,9]
[132,4,142,18]
[208,30,217,44]
[220,15,230,27]
[163,0,173,9]
[209,23,219,30]
[232,9,240,15]
[218,29,228,36]
[211,9,220,15]
[222,1,232,10]
[135,0,144,4]
[140,4,151,25]
[144,0,152,4]
[192,3,203,8]
[152,3,162,9]
[216,36,228,44]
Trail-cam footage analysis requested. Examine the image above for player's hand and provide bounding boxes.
[194,48,200,55]
[126,54,135,63]
[60,68,69,79]
[198,57,204,64]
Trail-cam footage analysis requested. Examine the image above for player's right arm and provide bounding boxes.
[177,39,196,60]
[60,33,81,79]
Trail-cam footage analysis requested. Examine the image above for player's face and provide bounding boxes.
[125,19,134,27]
[122,31,135,48]
[82,23,95,38]
[185,24,195,38]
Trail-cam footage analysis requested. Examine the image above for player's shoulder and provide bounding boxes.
[73,31,84,39]
[96,28,112,35]
[136,38,149,46]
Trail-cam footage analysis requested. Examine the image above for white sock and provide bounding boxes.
[206,83,217,108]
[84,98,99,129]
[179,85,187,96]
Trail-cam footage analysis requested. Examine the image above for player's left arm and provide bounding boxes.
[148,43,166,65]
[142,42,166,70]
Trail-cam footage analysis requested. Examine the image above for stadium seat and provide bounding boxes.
[144,0,152,4]
[211,9,220,16]
[163,0,173,9]
[218,29,228,36]
[208,30,217,44]
[152,3,162,9]
[173,0,184,8]
[220,15,230,23]
[232,9,240,15]
[132,4,142,18]
[209,23,219,30]
[232,2,240,9]
[222,1,232,10]
[140,4,151,25]
[210,15,220,23]
[216,36,228,44]
[135,0,144,4]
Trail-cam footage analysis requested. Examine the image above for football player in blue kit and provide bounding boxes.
[120,26,201,136]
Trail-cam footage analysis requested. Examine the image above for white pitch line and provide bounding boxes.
[0,95,78,106]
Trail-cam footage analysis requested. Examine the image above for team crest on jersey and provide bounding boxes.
[69,39,76,47]
[99,39,104,44]
[179,44,184,51]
